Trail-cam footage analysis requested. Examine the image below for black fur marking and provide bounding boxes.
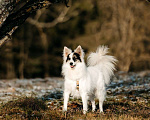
[73,53,82,62]
[66,54,70,62]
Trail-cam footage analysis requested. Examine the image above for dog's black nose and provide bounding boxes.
[70,62,73,66]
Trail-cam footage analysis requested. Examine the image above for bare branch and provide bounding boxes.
[27,7,70,28]
[0,26,18,47]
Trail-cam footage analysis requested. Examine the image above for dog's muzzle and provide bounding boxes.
[70,62,76,68]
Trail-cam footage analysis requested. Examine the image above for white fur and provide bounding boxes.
[62,45,117,114]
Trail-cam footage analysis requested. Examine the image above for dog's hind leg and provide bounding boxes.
[90,97,96,112]
[97,88,106,113]
[91,100,96,112]
[99,101,103,112]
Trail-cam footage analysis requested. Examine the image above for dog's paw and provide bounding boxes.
[83,110,87,114]
[100,110,103,113]
[63,107,68,112]
[63,109,67,113]
[92,109,95,112]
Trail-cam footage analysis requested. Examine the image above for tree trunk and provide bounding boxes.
[0,0,69,47]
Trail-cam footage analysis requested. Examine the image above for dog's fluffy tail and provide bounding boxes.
[87,46,117,85]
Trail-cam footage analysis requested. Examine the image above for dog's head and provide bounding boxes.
[63,45,84,69]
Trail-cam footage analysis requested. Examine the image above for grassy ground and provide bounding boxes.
[0,95,149,120]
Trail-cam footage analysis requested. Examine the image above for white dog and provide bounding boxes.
[62,45,117,114]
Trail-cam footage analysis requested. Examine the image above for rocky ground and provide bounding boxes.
[0,71,149,104]
[0,71,149,119]
[0,77,64,103]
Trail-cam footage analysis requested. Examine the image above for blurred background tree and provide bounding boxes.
[0,0,150,79]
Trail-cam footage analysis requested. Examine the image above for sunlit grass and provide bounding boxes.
[0,95,149,120]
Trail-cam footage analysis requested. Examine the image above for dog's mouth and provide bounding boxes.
[70,65,76,68]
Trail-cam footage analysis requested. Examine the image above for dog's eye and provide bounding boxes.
[66,56,71,62]
[73,57,77,62]
[66,58,70,61]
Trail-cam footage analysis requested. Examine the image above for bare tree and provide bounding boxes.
[111,0,136,71]
[111,0,150,71]
[90,0,150,72]
[25,1,80,77]
[0,0,69,47]
[26,7,70,77]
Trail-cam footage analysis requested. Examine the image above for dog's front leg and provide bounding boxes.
[63,91,70,112]
[81,93,88,114]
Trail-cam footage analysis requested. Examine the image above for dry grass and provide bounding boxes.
[0,95,149,120]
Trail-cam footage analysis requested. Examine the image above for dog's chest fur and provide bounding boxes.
[64,79,86,98]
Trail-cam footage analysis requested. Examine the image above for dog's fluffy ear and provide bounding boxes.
[63,46,72,58]
[74,45,84,57]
